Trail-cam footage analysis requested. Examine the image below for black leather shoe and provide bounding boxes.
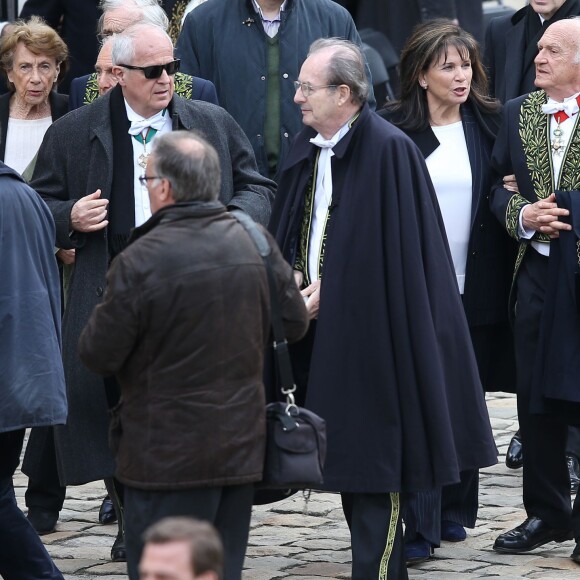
[567,454,580,495]
[98,495,117,525]
[572,542,580,563]
[27,508,58,535]
[493,517,573,553]
[506,431,523,469]
[111,532,126,562]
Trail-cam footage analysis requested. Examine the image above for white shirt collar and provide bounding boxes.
[251,0,287,21]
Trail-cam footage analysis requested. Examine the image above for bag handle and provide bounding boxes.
[230,211,298,412]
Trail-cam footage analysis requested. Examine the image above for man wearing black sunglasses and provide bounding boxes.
[24,22,275,573]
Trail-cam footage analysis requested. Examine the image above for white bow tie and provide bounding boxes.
[128,109,167,136]
[541,97,580,117]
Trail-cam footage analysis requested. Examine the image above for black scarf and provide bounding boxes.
[107,86,181,258]
[108,85,135,259]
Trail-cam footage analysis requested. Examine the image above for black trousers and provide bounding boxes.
[403,469,479,546]
[24,427,66,513]
[515,251,580,537]
[124,483,254,580]
[341,492,407,579]
[0,430,63,580]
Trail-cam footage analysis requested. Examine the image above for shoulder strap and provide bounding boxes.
[230,210,297,402]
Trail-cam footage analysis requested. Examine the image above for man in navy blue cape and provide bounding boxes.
[269,38,496,579]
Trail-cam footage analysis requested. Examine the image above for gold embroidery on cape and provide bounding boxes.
[295,152,320,287]
[378,492,400,579]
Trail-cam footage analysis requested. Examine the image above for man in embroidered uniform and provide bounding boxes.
[490,18,580,563]
[269,38,497,579]
[483,0,580,489]
[22,23,274,564]
[68,0,218,111]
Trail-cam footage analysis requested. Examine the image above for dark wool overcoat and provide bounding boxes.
[269,105,497,493]
[22,87,275,486]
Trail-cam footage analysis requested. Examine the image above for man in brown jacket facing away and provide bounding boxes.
[78,130,308,580]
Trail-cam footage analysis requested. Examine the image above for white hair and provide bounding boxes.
[98,0,169,36]
[111,24,173,65]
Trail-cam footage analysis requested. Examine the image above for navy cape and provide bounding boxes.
[269,105,497,493]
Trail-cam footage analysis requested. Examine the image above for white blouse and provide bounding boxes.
[426,121,472,294]
[4,116,52,175]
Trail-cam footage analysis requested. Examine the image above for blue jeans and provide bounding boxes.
[0,430,63,580]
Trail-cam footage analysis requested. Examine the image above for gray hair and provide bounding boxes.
[98,0,168,36]
[111,23,172,65]
[308,38,370,106]
[150,131,221,203]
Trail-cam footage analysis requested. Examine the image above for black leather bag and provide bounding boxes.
[262,401,326,489]
[232,211,327,491]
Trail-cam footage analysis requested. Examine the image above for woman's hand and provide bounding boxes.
[503,174,519,193]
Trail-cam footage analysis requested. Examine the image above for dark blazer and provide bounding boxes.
[484,1,580,103]
[20,0,101,94]
[0,90,69,161]
[68,72,219,111]
[379,102,517,390]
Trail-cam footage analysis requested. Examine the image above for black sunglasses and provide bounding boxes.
[118,59,180,79]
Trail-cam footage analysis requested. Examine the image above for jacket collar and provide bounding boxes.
[511,5,528,25]
[128,201,226,244]
[282,103,369,169]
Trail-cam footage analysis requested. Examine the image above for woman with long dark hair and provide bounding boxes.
[380,19,517,563]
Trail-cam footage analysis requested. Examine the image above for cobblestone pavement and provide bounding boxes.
[13,393,580,579]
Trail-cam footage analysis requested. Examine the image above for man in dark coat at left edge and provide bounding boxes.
[0,162,67,579]
[269,38,497,578]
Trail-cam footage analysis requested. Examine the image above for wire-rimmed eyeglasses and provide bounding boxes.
[293,80,338,97]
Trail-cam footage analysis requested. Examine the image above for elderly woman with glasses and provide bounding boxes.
[379,19,517,564]
[0,17,68,176]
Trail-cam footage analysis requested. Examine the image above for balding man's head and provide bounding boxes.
[534,18,580,100]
